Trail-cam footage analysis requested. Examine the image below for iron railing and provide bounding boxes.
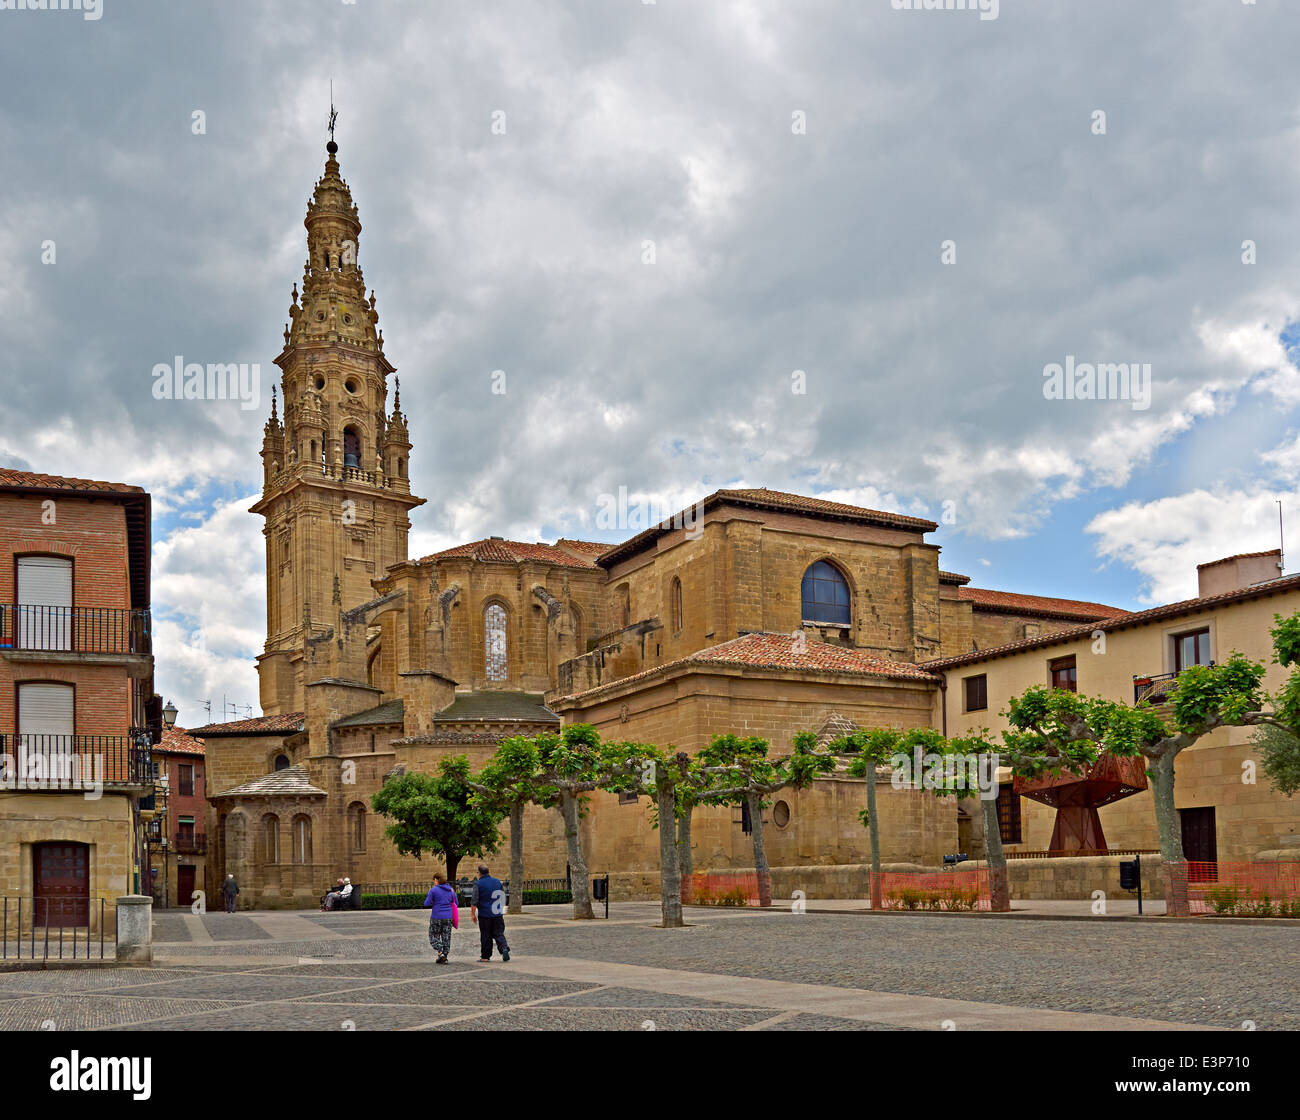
[0,604,151,656]
[356,877,572,899]
[1004,847,1160,860]
[1133,664,1215,705]
[1,897,108,960]
[0,732,152,787]
[173,833,206,855]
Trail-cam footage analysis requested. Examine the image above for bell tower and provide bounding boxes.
[252,128,425,716]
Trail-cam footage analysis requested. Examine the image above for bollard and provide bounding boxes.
[115,895,153,963]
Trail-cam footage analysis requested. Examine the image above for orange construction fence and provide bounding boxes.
[870,870,991,911]
[1172,861,1300,917]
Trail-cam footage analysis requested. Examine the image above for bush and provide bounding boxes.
[362,892,425,910]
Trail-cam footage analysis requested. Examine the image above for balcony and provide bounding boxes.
[173,833,207,855]
[0,731,153,789]
[1132,663,1215,706]
[0,605,151,666]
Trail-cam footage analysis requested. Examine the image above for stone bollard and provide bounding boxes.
[115,895,153,963]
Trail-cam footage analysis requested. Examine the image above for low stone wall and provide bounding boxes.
[975,855,1166,901]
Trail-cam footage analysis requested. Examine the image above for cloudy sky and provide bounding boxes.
[3,0,1300,724]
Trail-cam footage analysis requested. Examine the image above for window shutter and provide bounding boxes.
[18,683,75,737]
[16,557,72,649]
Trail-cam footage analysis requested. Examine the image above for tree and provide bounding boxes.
[471,736,543,915]
[602,743,692,927]
[533,724,636,920]
[370,756,505,882]
[827,726,948,909]
[1252,723,1300,798]
[697,733,833,907]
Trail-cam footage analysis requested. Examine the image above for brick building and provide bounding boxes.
[144,726,208,908]
[0,469,158,929]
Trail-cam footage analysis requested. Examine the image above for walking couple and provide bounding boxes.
[424,863,510,965]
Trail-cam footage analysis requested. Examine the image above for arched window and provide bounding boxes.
[670,577,683,632]
[262,814,280,863]
[292,815,312,865]
[801,560,851,625]
[343,427,361,469]
[616,584,631,629]
[485,603,508,681]
[348,802,367,852]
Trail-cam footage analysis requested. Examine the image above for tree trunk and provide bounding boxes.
[657,783,684,927]
[980,792,1010,912]
[865,761,883,909]
[508,800,525,915]
[747,791,772,908]
[446,852,460,885]
[1148,748,1189,916]
[677,802,695,904]
[559,791,594,919]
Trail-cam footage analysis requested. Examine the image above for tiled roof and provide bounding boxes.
[559,632,938,703]
[434,691,560,724]
[211,765,325,799]
[154,727,205,756]
[957,586,1128,621]
[555,539,610,556]
[419,538,601,569]
[924,572,1300,670]
[331,699,405,729]
[0,467,144,494]
[597,487,938,566]
[938,571,971,586]
[189,712,305,736]
[393,731,512,746]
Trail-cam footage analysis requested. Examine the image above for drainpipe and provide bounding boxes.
[940,677,948,737]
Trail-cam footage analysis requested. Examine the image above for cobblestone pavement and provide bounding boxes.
[2,903,1294,1031]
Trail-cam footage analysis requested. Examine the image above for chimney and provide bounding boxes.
[1196,550,1283,597]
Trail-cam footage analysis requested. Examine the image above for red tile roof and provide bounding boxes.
[957,586,1128,621]
[188,712,305,736]
[0,468,143,494]
[155,727,205,756]
[597,487,938,566]
[419,538,601,568]
[924,573,1300,669]
[938,570,971,585]
[558,631,937,703]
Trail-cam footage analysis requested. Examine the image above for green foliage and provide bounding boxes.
[1168,654,1266,734]
[884,884,980,912]
[1252,723,1300,797]
[370,756,504,868]
[1201,883,1300,918]
[361,892,427,910]
[1271,611,1300,668]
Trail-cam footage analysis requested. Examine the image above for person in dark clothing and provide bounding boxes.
[470,863,509,962]
[222,874,239,914]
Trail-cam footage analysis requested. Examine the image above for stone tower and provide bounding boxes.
[251,135,425,715]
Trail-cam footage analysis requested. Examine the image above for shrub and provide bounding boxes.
[1204,886,1242,916]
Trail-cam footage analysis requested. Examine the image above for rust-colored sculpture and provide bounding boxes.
[1014,754,1148,851]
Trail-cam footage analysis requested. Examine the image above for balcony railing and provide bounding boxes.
[0,732,153,787]
[1133,663,1215,705]
[0,605,151,656]
[173,833,207,855]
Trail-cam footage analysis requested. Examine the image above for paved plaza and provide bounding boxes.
[0,903,1295,1031]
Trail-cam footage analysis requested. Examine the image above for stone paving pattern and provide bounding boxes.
[0,903,1294,1031]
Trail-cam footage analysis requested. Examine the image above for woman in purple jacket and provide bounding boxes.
[423,873,459,964]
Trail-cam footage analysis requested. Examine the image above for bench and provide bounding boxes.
[322,886,363,912]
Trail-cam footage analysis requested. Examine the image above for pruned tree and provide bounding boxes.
[370,756,504,882]
[697,732,833,907]
[470,735,542,914]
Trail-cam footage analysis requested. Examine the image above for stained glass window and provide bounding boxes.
[485,603,508,681]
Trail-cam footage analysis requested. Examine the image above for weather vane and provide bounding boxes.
[328,80,337,144]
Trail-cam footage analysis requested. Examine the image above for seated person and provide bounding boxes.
[324,878,354,911]
[321,878,345,911]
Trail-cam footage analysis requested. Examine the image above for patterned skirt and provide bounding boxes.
[428,918,454,956]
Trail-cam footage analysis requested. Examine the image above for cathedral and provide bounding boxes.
[195,137,1132,908]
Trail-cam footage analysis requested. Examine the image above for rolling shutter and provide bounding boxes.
[16,557,72,650]
[18,683,75,737]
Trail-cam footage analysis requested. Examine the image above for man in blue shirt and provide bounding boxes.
[471,863,510,962]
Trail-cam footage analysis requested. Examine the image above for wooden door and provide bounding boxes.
[177,865,196,908]
[1180,806,1217,881]
[33,842,89,926]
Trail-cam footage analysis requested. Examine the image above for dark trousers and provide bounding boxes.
[478,914,508,959]
[224,894,237,913]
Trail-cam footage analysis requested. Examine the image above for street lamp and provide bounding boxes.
[162,700,179,729]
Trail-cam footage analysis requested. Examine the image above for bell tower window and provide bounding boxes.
[343,427,361,469]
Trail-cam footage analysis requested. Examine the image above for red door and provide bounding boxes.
[33,842,89,926]
[177,865,196,908]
